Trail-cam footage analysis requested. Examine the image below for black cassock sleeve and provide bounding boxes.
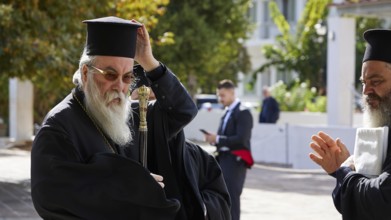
[332,157,391,220]
[31,128,180,220]
[183,141,231,220]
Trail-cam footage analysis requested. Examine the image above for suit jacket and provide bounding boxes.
[259,96,280,123]
[216,102,253,152]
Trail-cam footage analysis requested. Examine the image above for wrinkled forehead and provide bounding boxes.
[361,60,391,80]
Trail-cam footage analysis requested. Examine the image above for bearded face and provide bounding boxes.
[84,72,133,146]
[362,91,391,128]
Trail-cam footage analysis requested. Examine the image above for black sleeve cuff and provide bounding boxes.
[335,166,353,182]
[146,63,166,81]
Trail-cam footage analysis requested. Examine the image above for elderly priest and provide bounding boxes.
[31,16,230,220]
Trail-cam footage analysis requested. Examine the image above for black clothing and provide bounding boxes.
[331,137,391,220]
[216,102,253,220]
[259,96,279,123]
[83,16,141,58]
[31,66,230,220]
[217,103,253,152]
[218,153,246,220]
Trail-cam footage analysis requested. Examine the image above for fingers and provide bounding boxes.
[311,135,326,150]
[205,133,216,145]
[335,138,351,165]
[308,152,323,166]
[150,173,165,188]
[318,131,339,150]
[309,141,325,158]
[131,19,142,25]
[336,138,349,155]
[309,132,333,167]
[136,24,149,40]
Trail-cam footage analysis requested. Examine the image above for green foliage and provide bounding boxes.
[0,0,169,123]
[271,79,326,112]
[0,0,250,123]
[256,0,330,88]
[115,0,170,36]
[0,0,109,122]
[257,1,388,93]
[152,0,253,95]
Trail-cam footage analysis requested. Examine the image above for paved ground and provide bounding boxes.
[0,142,342,220]
[0,147,40,220]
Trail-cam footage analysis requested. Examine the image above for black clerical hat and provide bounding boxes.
[363,29,391,63]
[83,16,142,58]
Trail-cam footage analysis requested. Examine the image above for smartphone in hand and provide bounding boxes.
[199,129,210,135]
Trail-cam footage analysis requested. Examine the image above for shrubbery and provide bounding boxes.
[270,79,326,112]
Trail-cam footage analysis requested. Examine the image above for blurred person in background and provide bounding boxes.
[259,86,280,124]
[202,79,254,220]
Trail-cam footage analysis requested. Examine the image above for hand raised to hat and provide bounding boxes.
[133,20,160,72]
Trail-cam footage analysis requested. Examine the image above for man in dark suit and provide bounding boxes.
[259,86,280,123]
[203,79,254,220]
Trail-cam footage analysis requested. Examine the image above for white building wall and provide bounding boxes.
[184,110,363,169]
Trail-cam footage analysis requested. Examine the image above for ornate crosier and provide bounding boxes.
[138,85,150,168]
[130,64,151,168]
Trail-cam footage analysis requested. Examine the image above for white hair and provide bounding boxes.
[362,93,391,128]
[84,69,133,146]
[73,48,96,86]
[75,47,133,146]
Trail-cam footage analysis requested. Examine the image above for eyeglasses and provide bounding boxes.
[86,64,135,84]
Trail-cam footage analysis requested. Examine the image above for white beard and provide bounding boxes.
[362,93,391,128]
[84,76,133,146]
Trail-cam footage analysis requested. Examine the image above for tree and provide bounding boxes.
[255,0,331,89]
[0,0,110,124]
[0,0,169,124]
[152,0,252,95]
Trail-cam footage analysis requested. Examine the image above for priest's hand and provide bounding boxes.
[150,173,165,188]
[133,20,159,72]
[309,131,351,174]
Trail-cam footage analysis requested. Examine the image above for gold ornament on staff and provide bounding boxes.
[138,85,150,168]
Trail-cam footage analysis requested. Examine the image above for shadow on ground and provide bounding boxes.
[0,180,40,219]
[244,165,335,196]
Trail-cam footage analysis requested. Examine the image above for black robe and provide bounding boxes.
[31,66,230,220]
[331,136,391,220]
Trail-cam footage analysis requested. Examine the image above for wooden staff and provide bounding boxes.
[138,85,150,168]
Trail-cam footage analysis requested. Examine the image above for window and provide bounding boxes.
[282,0,296,22]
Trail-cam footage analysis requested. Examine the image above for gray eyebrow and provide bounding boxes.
[104,66,133,75]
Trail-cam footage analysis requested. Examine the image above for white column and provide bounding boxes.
[270,67,277,85]
[9,78,34,142]
[237,72,244,97]
[256,72,262,97]
[326,17,356,126]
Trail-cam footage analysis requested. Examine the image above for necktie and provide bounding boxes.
[217,110,228,135]
[221,109,231,134]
